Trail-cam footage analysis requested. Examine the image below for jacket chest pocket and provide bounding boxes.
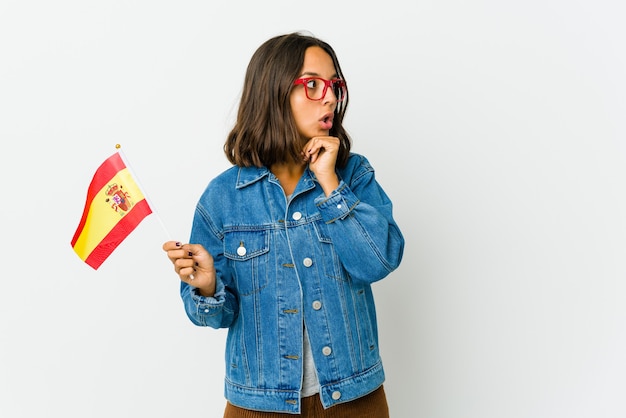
[224,230,270,296]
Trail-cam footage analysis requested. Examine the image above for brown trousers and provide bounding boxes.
[223,386,389,418]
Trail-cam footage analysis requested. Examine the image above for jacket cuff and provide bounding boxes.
[315,181,360,223]
[190,279,226,308]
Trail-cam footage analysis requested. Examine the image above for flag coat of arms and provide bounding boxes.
[71,151,152,269]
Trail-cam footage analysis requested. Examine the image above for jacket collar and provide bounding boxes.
[235,166,318,192]
[235,166,271,189]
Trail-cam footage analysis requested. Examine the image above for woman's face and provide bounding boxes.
[290,46,340,141]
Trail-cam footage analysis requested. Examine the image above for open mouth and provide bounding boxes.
[320,113,334,130]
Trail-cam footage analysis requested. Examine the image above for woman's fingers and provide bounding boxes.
[162,241,217,296]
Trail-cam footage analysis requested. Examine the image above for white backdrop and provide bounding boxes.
[2,1,626,417]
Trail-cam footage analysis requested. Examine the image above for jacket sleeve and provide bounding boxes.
[314,155,404,283]
[180,202,238,329]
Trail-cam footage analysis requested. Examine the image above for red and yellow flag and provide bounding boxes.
[71,151,152,269]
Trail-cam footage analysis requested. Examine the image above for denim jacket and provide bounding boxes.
[182,153,404,413]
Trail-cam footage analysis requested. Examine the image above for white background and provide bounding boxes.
[2,1,626,417]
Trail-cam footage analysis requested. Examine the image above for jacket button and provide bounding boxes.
[237,246,247,256]
[303,257,313,267]
[312,300,322,310]
[292,212,302,220]
[322,346,332,356]
[332,391,341,400]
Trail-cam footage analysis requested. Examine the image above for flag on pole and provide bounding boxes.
[71,150,152,269]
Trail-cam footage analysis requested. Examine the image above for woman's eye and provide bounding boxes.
[306,79,318,89]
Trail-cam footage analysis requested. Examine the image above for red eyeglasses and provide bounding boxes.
[293,77,347,102]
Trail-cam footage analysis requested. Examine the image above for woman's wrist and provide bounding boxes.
[317,173,339,196]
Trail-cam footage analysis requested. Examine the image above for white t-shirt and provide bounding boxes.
[302,327,320,396]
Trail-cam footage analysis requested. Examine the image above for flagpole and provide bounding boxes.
[115,143,172,241]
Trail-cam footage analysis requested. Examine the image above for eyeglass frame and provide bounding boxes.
[292,77,347,102]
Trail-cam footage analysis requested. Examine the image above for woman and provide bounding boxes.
[163,32,404,417]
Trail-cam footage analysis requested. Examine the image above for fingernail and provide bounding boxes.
[188,251,193,257]
[175,242,181,247]
[195,262,199,266]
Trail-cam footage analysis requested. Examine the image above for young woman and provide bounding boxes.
[163,32,404,418]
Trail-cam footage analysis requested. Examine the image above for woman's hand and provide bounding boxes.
[303,136,340,196]
[162,241,216,297]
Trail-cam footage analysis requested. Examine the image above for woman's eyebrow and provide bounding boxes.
[298,71,340,78]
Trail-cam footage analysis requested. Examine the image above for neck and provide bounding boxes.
[270,162,306,196]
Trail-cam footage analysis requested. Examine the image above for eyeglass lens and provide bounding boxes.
[306,78,346,101]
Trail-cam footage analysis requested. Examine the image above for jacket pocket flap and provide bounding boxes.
[224,230,269,261]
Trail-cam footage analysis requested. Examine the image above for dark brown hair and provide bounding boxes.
[224,32,351,168]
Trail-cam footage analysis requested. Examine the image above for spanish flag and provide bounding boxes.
[71,151,152,269]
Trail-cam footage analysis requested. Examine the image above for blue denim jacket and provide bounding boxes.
[182,153,404,413]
